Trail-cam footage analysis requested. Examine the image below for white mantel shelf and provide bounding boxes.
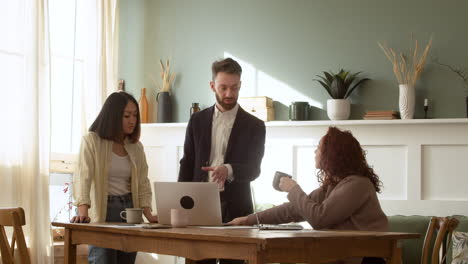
[142,118,468,128]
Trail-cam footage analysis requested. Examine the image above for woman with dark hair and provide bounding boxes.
[229,126,388,264]
[71,92,158,264]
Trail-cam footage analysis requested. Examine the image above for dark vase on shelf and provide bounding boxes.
[156,91,172,123]
[466,96,468,118]
[190,102,200,116]
[289,102,310,121]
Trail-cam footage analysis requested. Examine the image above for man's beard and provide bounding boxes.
[215,93,237,110]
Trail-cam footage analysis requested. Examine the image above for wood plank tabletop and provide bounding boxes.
[52,222,420,244]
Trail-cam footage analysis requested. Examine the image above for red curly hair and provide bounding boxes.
[316,127,382,192]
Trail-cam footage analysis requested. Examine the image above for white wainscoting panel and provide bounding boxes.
[364,145,407,200]
[421,144,468,201]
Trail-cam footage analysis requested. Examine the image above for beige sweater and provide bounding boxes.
[73,132,152,223]
[247,175,388,231]
[247,175,388,264]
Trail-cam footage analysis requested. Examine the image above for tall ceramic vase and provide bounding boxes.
[139,88,149,123]
[156,91,172,123]
[399,84,415,119]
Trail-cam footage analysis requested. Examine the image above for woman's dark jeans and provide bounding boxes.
[88,193,137,264]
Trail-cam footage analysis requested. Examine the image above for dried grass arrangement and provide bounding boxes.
[378,36,433,86]
[433,58,468,93]
[151,59,176,93]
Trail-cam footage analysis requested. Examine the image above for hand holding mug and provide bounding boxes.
[279,176,298,193]
[272,171,293,191]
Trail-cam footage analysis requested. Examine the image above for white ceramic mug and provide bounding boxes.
[170,208,189,227]
[120,208,143,224]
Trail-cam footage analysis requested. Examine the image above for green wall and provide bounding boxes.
[119,0,145,94]
[119,0,468,122]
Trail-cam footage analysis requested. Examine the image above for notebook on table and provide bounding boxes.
[251,188,303,231]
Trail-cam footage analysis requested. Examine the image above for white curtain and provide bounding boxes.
[80,0,120,135]
[100,0,120,102]
[0,0,119,261]
[0,0,53,263]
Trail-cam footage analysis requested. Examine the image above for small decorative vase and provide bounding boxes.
[289,102,310,120]
[399,84,415,119]
[326,99,350,120]
[139,88,149,123]
[156,91,172,123]
[190,102,200,116]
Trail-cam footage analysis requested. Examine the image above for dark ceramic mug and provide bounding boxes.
[272,171,292,191]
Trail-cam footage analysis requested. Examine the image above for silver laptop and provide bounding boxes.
[251,188,303,231]
[154,182,223,226]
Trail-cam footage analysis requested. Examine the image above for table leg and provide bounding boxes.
[64,228,77,264]
[185,258,196,264]
[387,240,403,264]
[246,252,265,264]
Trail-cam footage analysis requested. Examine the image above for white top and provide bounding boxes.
[209,104,237,190]
[108,152,132,195]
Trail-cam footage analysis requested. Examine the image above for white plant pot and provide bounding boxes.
[327,99,350,120]
[399,84,415,119]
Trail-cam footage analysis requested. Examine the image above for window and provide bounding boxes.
[0,1,26,156]
[1,0,109,223]
[50,0,84,154]
[49,0,89,222]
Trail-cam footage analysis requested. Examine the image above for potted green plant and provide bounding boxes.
[315,69,370,120]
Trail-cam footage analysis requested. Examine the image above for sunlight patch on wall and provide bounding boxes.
[222,52,324,206]
[224,52,323,109]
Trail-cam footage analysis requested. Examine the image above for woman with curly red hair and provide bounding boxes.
[229,126,388,264]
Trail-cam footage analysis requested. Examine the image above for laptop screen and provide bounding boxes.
[250,186,304,230]
[250,187,261,226]
[154,182,223,226]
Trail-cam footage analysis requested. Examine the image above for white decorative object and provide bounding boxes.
[327,99,350,120]
[452,231,468,264]
[399,84,415,119]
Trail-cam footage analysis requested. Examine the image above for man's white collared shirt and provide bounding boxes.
[208,104,238,190]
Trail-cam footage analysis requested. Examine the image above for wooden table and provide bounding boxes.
[52,222,419,264]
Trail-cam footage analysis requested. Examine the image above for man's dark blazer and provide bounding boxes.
[178,105,266,222]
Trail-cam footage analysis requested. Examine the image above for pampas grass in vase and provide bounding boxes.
[151,59,176,93]
[378,35,433,119]
[152,59,177,123]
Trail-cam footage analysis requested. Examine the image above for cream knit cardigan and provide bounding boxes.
[73,132,152,223]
